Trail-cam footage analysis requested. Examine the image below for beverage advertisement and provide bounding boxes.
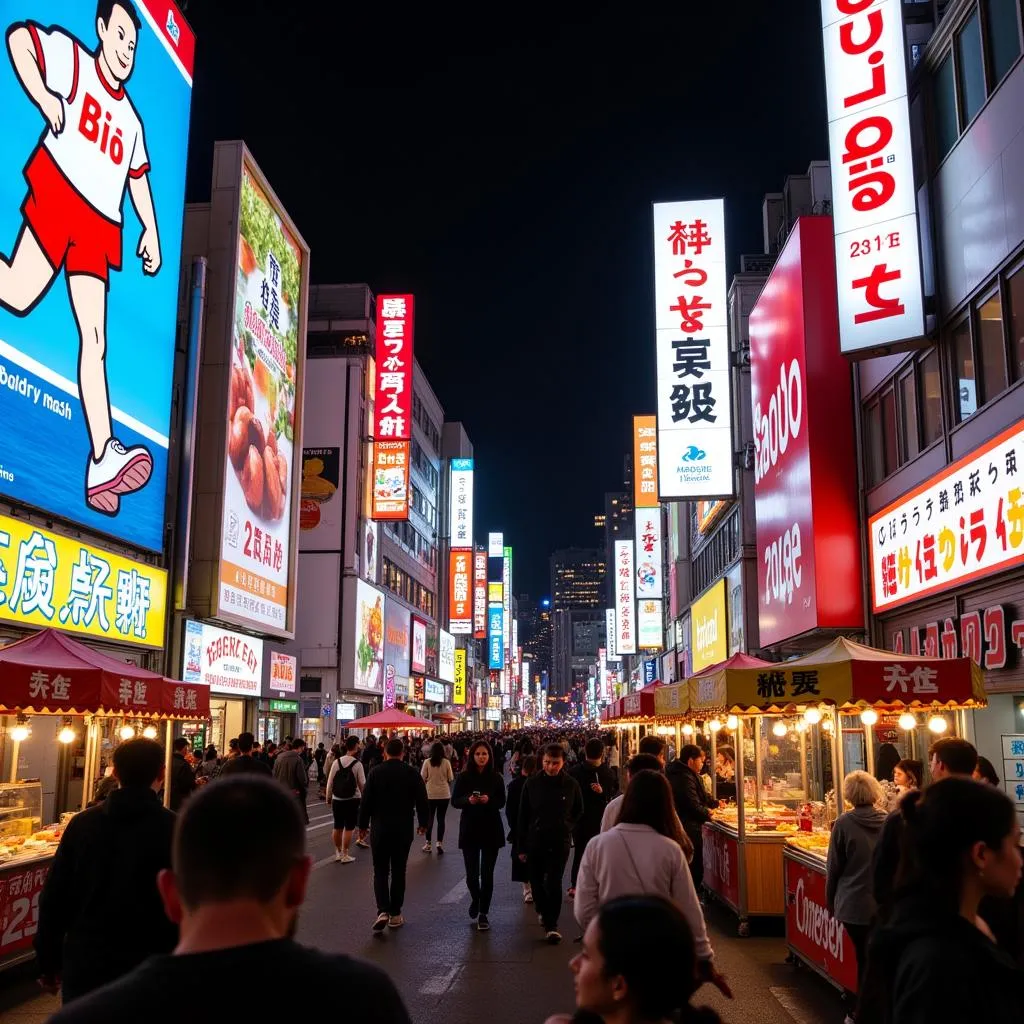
[218,155,307,635]
[352,579,384,693]
[0,1,194,551]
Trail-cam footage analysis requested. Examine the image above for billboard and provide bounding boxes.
[633,415,658,507]
[371,440,410,520]
[453,648,466,704]
[217,149,307,635]
[653,199,734,499]
[0,1,194,552]
[749,218,863,646]
[361,518,378,583]
[299,447,341,539]
[449,458,474,547]
[424,678,445,703]
[488,582,503,605]
[690,579,727,672]
[0,512,166,647]
[637,599,662,651]
[503,545,512,655]
[411,617,427,674]
[383,598,410,686]
[373,294,413,440]
[438,628,455,683]
[635,508,663,599]
[473,550,487,638]
[352,579,385,693]
[448,549,472,634]
[821,0,924,356]
[488,604,504,669]
[488,532,504,558]
[605,607,617,661]
[184,619,263,697]
[268,651,296,695]
[614,539,636,655]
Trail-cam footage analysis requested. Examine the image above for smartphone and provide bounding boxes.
[473,790,481,797]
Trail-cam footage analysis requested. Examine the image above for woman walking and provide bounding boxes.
[506,753,536,903]
[421,741,454,854]
[452,739,506,931]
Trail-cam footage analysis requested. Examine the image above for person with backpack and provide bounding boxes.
[326,736,366,863]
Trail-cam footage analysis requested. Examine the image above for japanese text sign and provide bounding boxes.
[449,458,474,547]
[453,648,466,704]
[488,604,504,670]
[448,550,473,635]
[634,508,663,599]
[0,861,50,958]
[373,294,414,440]
[268,650,296,694]
[605,608,618,661]
[638,599,663,650]
[886,605,1023,673]
[488,532,503,558]
[473,550,487,638]
[691,579,727,672]
[184,619,263,697]
[821,0,925,355]
[0,513,166,648]
[371,440,410,520]
[438,629,455,683]
[870,419,1024,611]
[653,199,734,499]
[615,540,636,655]
[633,415,659,508]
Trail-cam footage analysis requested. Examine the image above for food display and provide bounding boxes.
[711,803,798,833]
[786,832,831,857]
[0,823,67,862]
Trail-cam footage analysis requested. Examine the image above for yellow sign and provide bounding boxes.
[488,582,503,605]
[0,514,167,649]
[654,681,687,717]
[690,579,727,672]
[453,649,467,705]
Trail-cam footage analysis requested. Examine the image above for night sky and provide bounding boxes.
[181,0,828,597]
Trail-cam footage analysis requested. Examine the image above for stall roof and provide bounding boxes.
[344,708,437,730]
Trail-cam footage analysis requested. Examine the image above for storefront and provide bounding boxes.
[259,649,298,746]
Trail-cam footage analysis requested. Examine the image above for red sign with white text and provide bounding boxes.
[785,853,859,993]
[449,549,472,634]
[749,217,864,647]
[140,0,196,80]
[0,861,49,958]
[702,824,739,909]
[373,295,414,441]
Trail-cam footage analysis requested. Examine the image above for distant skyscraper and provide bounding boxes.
[550,548,605,611]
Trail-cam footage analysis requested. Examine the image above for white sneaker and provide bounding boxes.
[422,841,432,852]
[340,854,355,864]
[334,850,343,862]
[87,439,152,513]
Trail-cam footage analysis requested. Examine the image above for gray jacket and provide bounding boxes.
[826,804,888,926]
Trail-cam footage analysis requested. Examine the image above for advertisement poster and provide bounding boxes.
[352,579,384,693]
[411,617,427,674]
[0,1,194,551]
[691,579,727,671]
[371,440,410,520]
[0,511,166,648]
[373,294,413,440]
[438,628,455,683]
[0,863,49,959]
[424,678,444,703]
[453,648,466,705]
[361,518,378,583]
[383,598,411,686]
[218,156,306,635]
[473,550,487,638]
[635,508,663,599]
[449,458,474,546]
[299,447,339,535]
[448,549,472,634]
[268,650,296,694]
[637,599,663,650]
[633,415,658,507]
[184,619,263,697]
[488,604,504,670]
[614,540,636,655]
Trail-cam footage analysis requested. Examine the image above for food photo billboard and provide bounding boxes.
[0,0,194,551]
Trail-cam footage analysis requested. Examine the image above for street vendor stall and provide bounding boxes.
[343,708,438,732]
[605,681,661,761]
[687,637,984,941]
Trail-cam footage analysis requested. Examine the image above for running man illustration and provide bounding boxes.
[1,0,159,516]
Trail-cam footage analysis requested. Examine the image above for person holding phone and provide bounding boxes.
[451,740,506,931]
[567,738,617,897]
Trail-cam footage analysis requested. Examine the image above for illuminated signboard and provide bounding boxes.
[488,532,504,558]
[473,550,487,638]
[373,294,414,439]
[633,415,659,507]
[614,540,636,655]
[268,651,296,694]
[184,620,263,697]
[411,617,427,674]
[448,549,472,634]
[371,440,410,520]
[449,458,474,547]
[438,628,456,683]
[606,607,618,661]
[690,579,727,672]
[488,604,504,669]
[638,599,663,651]
[634,508,663,599]
[453,648,467,705]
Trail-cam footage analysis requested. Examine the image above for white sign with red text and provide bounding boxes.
[653,199,734,498]
[615,540,636,655]
[634,509,663,599]
[821,0,924,355]
[184,620,263,697]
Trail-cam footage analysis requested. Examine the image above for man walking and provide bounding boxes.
[168,737,197,812]
[567,737,616,896]
[358,738,429,933]
[517,743,584,943]
[326,735,366,863]
[273,736,310,824]
[217,731,272,777]
[667,744,717,889]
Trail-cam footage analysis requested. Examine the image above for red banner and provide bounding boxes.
[702,824,739,909]
[0,861,49,958]
[373,295,414,441]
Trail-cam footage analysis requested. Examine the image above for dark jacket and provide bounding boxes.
[218,754,273,778]
[825,805,888,926]
[168,752,196,812]
[35,788,177,1001]
[666,761,716,835]
[505,774,527,844]
[517,770,584,851]
[859,889,1023,1023]
[871,808,904,912]
[451,768,506,849]
[273,749,308,796]
[361,743,384,773]
[568,761,617,834]
[357,759,429,837]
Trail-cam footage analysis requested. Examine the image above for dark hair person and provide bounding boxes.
[974,755,1000,787]
[545,896,722,1024]
[421,741,454,854]
[874,742,901,784]
[859,778,1023,1022]
[618,770,686,848]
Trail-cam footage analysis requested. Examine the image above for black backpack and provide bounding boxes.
[335,758,358,800]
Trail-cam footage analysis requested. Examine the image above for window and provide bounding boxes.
[865,401,886,488]
[1008,263,1024,380]
[952,319,977,419]
[986,0,1023,84]
[977,291,1009,401]
[919,349,943,444]
[957,12,987,123]
[934,54,960,159]
[880,388,899,477]
[899,371,920,462]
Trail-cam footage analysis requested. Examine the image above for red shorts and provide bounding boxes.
[22,148,121,283]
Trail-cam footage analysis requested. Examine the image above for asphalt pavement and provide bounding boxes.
[0,789,850,1024]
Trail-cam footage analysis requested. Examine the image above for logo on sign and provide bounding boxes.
[166,10,181,45]
[695,610,718,653]
[794,876,845,961]
[754,358,802,484]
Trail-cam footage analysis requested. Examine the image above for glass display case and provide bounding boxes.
[0,780,41,839]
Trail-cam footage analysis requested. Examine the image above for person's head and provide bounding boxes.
[520,754,537,778]
[625,753,662,782]
[172,736,190,757]
[638,735,667,765]
[519,738,534,755]
[266,742,277,756]
[680,743,705,774]
[585,738,605,763]
[468,740,493,773]
[620,770,685,845]
[291,738,306,753]
[237,731,255,755]
[384,738,404,760]
[897,777,1021,907]
[893,758,923,790]
[113,737,165,790]
[96,0,141,83]
[541,743,566,776]
[365,735,376,747]
[204,745,217,762]
[158,777,310,939]
[874,742,902,783]
[344,736,359,754]
[252,741,261,752]
[974,756,1000,787]
[430,741,446,767]
[571,896,719,1024]
[317,742,325,750]
[228,738,239,756]
[715,746,735,770]
[843,770,885,809]
[929,737,977,781]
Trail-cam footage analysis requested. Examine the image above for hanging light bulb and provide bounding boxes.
[142,725,158,740]
[860,708,878,726]
[928,715,948,734]
[726,715,739,730]
[708,718,722,733]
[57,725,76,745]
[821,715,834,732]
[10,721,30,743]
[804,708,822,725]
[772,720,788,737]
[898,712,917,731]
[119,724,136,741]
[682,723,694,736]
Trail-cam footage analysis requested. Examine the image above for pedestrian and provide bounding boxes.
[507,754,536,903]
[362,734,384,775]
[315,741,328,785]
[886,758,922,811]
[262,741,278,766]
[217,731,272,777]
[511,738,534,779]
[975,755,1001,786]
[517,743,584,943]
[573,770,729,1000]
[858,778,1023,1022]
[358,738,429,933]
[168,736,197,811]
[273,736,310,824]
[601,754,665,831]
[326,735,366,863]
[46,775,412,1022]
[666,744,717,889]
[35,739,177,1004]
[874,742,902,784]
[451,740,506,931]
[544,896,723,1024]
[712,745,736,804]
[567,738,617,897]
[421,741,454,855]
[825,770,888,1021]
[195,745,219,783]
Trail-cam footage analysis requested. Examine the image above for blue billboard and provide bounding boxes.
[0,1,194,551]
[488,603,504,670]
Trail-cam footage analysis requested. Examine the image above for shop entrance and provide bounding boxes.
[209,698,247,755]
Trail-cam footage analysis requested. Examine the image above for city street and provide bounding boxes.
[0,796,849,1024]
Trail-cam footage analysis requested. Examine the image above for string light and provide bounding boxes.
[708,719,722,733]
[10,723,30,743]
[57,726,76,745]
[119,725,136,741]
[772,720,788,737]
[927,715,948,734]
[682,724,694,736]
[898,713,917,731]
[726,715,739,730]
[143,725,158,740]
[860,709,878,726]
[803,708,821,725]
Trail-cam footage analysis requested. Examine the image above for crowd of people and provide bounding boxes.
[24,723,1024,1023]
